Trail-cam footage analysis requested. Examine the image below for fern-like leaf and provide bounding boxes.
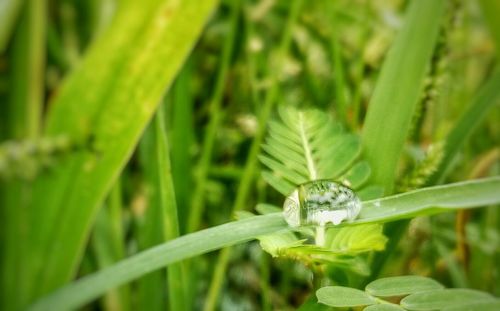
[255,106,387,272]
[260,106,363,195]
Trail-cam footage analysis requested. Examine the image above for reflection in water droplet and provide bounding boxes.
[283,180,361,227]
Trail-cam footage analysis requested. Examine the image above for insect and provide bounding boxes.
[283,179,361,228]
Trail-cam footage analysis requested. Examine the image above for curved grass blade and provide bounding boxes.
[28,214,287,311]
[29,177,500,311]
[357,177,500,224]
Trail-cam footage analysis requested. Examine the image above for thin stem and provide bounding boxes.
[154,105,187,311]
[203,1,304,309]
[188,0,241,233]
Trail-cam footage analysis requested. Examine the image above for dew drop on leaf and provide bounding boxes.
[283,180,361,227]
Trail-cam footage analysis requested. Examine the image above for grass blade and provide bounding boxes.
[29,177,500,311]
[28,214,287,311]
[357,177,500,224]
[361,0,445,193]
[427,72,500,185]
[153,106,187,311]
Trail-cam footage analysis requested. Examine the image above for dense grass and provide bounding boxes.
[1,0,499,310]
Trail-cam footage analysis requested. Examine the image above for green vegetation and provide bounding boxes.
[0,0,499,310]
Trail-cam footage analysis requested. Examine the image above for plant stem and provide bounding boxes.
[188,0,241,233]
[154,105,187,311]
[203,1,303,309]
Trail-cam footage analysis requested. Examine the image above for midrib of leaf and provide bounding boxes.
[298,112,318,180]
[29,177,500,311]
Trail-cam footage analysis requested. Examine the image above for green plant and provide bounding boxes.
[316,275,500,310]
[1,0,499,310]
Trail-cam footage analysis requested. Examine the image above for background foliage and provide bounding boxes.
[0,0,499,310]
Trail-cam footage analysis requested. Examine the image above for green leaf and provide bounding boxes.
[153,107,186,311]
[259,231,306,257]
[361,0,445,193]
[261,107,363,194]
[325,224,387,254]
[316,286,376,307]
[356,177,500,224]
[366,276,444,297]
[363,304,405,311]
[400,289,495,310]
[26,0,219,300]
[442,300,500,311]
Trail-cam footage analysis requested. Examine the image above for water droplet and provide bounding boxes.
[283,180,361,227]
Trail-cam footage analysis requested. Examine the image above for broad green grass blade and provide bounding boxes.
[362,0,445,193]
[28,214,287,311]
[29,177,500,311]
[25,0,218,301]
[427,72,500,185]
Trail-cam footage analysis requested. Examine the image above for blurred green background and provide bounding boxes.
[0,0,499,310]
